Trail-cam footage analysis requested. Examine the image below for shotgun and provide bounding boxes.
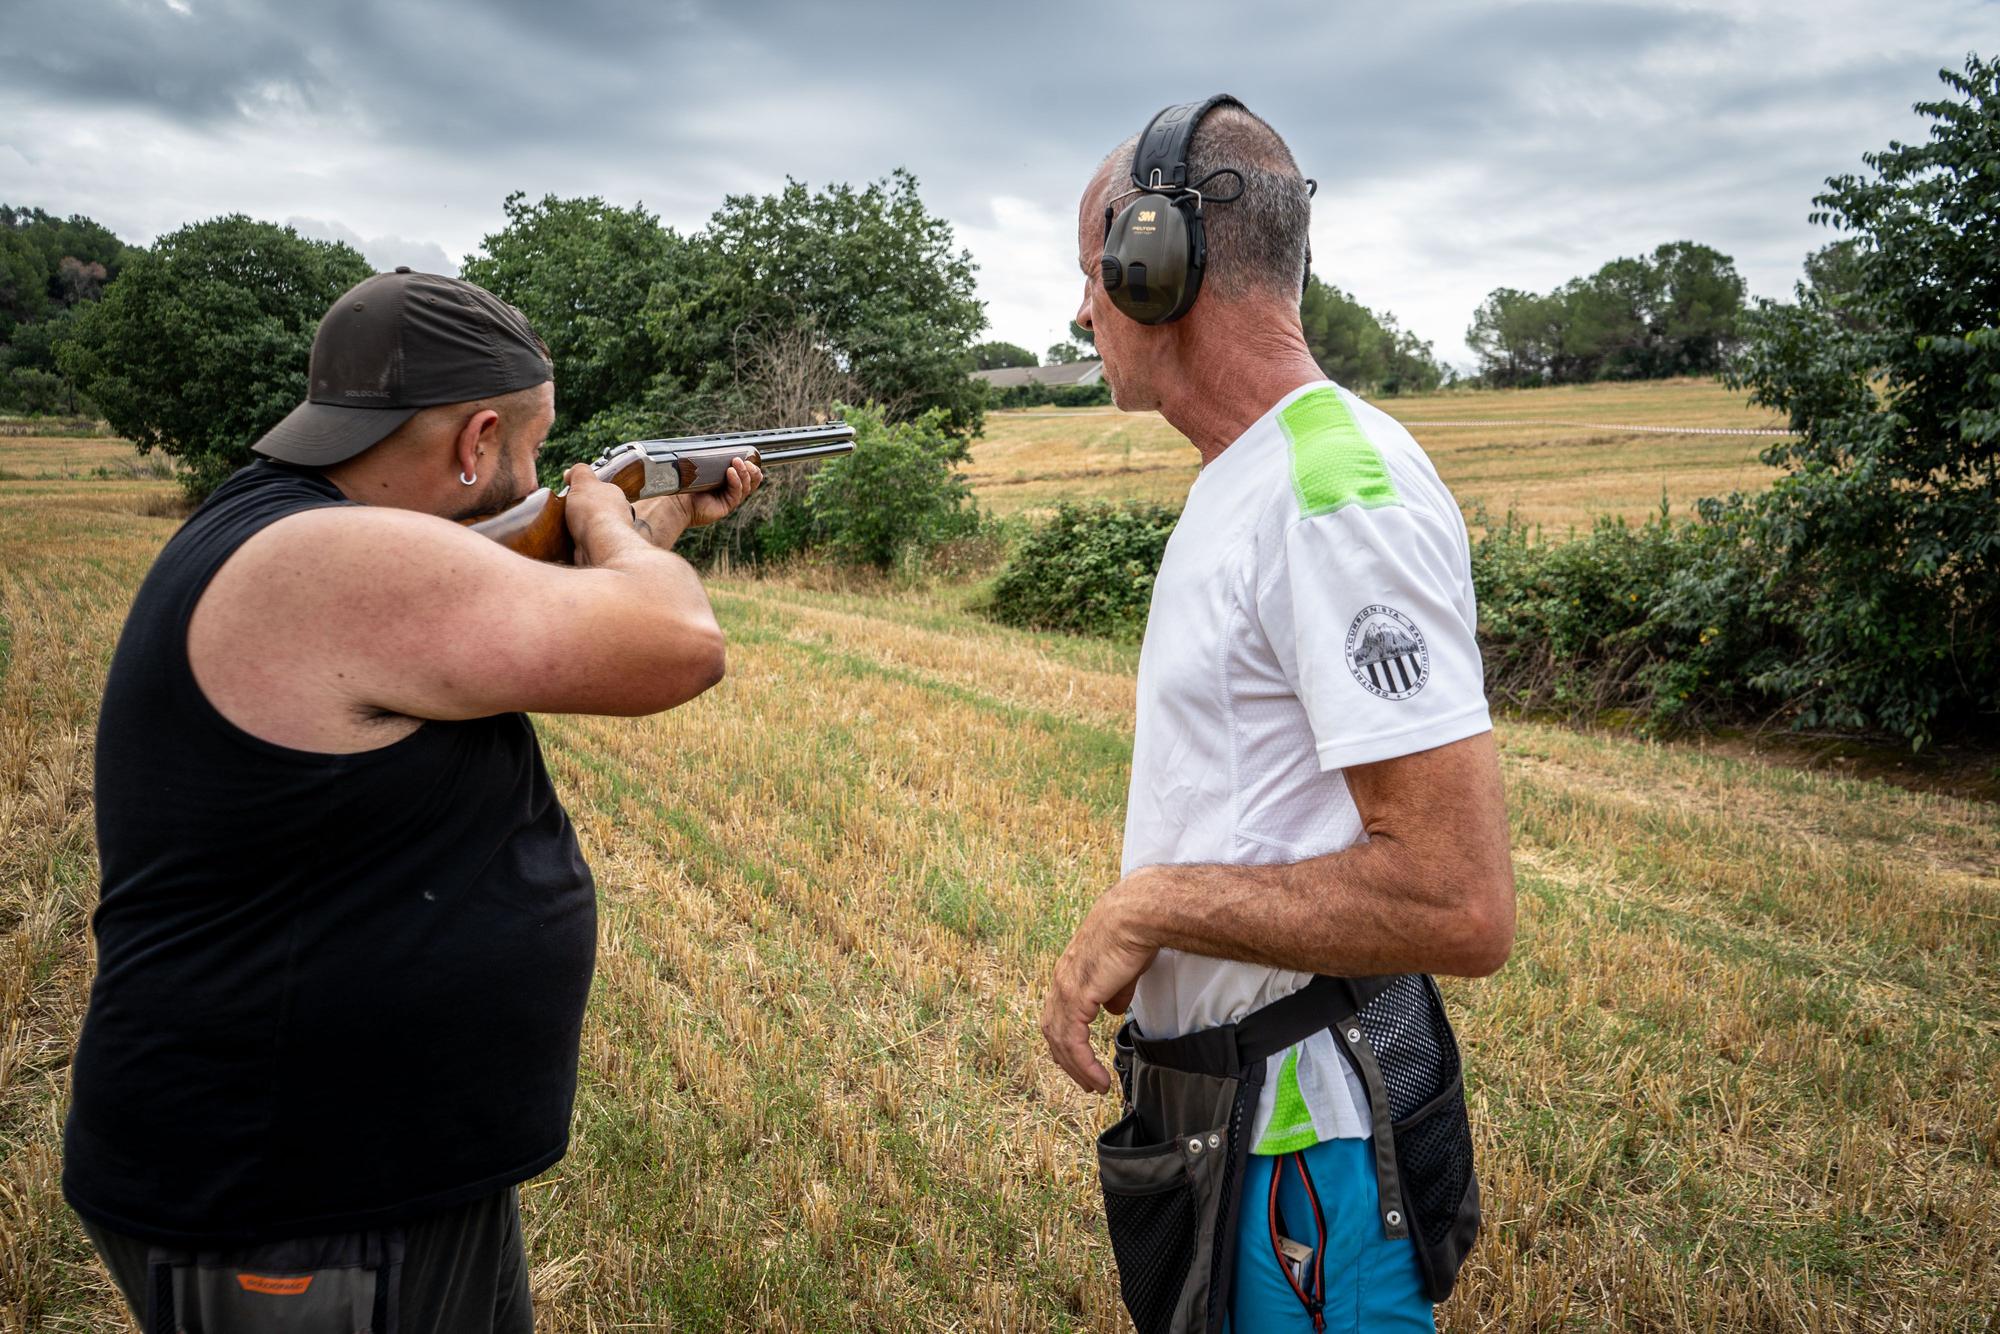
[465,422,855,563]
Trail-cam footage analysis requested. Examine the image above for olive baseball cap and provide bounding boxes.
[252,267,553,466]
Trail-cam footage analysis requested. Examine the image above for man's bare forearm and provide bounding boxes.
[575,510,722,646]
[1042,740,1512,1091]
[1107,832,1505,980]
[1104,733,1516,980]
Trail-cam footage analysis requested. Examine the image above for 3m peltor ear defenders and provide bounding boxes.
[1099,94,1315,325]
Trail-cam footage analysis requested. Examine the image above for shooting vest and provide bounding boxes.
[65,460,597,1246]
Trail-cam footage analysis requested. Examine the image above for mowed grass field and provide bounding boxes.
[3,422,1997,1332]
[967,377,1788,533]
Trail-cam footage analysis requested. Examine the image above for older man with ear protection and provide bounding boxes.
[1042,97,1515,1333]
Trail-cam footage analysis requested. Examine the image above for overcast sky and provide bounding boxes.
[2,0,1991,369]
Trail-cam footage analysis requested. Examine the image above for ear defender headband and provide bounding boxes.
[1098,94,1317,325]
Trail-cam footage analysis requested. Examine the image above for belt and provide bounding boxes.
[1125,974,1398,1076]
[1120,973,1410,1245]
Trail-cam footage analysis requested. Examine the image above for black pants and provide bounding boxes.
[78,1188,533,1333]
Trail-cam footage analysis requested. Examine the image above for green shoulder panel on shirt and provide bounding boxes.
[1280,387,1402,518]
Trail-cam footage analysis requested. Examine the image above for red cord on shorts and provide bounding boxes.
[1267,1150,1328,1331]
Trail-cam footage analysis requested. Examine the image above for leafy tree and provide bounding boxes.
[0,205,135,342]
[1559,261,1652,379]
[460,193,687,458]
[1303,277,1386,385]
[56,216,372,499]
[1467,243,1744,385]
[970,340,1036,370]
[806,402,976,568]
[0,240,35,345]
[1802,239,1865,305]
[1467,287,1561,387]
[1044,340,1087,365]
[648,170,986,440]
[1302,277,1447,394]
[1648,241,1746,376]
[1801,239,1875,332]
[1700,54,2000,744]
[1380,321,1449,395]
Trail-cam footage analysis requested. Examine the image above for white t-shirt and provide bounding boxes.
[1122,380,1491,1154]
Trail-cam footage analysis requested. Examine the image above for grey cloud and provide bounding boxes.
[0,0,722,147]
[0,0,1987,361]
[0,0,329,123]
[285,217,457,276]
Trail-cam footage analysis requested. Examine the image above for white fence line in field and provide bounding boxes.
[1396,418,1794,437]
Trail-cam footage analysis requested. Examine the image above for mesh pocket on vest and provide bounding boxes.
[1101,1184,1198,1334]
[1356,974,1458,1121]
[1347,974,1482,1302]
[1395,1085,1477,1250]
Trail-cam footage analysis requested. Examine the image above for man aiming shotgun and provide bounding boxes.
[1042,99,1515,1332]
[61,268,831,1332]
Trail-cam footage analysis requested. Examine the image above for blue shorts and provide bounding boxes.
[1231,1137,1434,1333]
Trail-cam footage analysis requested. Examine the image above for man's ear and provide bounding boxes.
[453,409,502,480]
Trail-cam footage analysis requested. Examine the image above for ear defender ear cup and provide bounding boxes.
[1100,192,1203,325]
[1100,95,1245,327]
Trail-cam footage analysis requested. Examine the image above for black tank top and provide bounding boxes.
[65,461,598,1246]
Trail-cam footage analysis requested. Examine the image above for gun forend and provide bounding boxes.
[464,421,855,564]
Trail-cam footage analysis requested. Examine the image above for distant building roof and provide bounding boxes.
[970,359,1103,389]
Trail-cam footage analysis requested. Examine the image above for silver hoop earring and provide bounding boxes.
[459,471,477,486]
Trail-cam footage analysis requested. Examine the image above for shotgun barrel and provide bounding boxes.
[465,421,855,563]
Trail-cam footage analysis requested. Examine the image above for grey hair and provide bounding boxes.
[1096,132,1141,189]
[1094,105,1311,302]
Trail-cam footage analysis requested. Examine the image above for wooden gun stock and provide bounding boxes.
[465,452,647,565]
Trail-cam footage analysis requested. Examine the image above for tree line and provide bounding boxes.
[4,188,1767,461]
[0,206,138,415]
[1466,241,1746,386]
[28,175,989,568]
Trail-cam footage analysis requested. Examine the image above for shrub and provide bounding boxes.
[54,216,371,500]
[979,379,1113,410]
[805,403,978,570]
[1,366,67,415]
[1468,505,1785,726]
[984,501,1180,637]
[984,497,1800,736]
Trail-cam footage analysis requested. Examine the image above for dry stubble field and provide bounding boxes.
[967,377,1787,533]
[2,398,1996,1332]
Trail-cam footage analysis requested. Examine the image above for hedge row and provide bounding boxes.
[981,499,1990,747]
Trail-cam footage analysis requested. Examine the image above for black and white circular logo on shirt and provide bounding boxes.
[1345,605,1430,700]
